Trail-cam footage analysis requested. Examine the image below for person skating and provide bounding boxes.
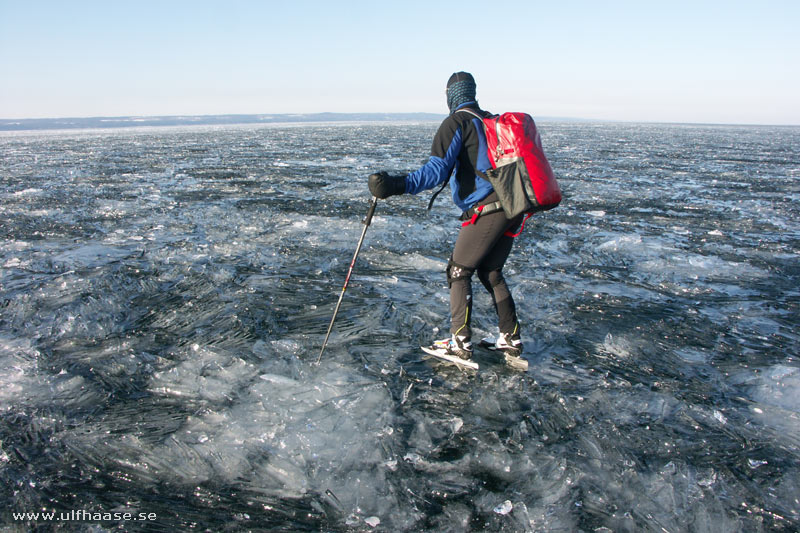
[368,71,524,361]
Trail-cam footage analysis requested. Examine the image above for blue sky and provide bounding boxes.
[1,0,798,124]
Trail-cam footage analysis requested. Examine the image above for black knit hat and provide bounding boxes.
[446,72,477,112]
[447,71,475,88]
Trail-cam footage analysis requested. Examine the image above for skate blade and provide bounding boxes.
[421,346,479,370]
[503,353,529,371]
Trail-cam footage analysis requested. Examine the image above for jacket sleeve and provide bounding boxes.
[404,119,463,195]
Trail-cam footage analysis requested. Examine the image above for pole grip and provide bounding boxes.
[363,196,378,226]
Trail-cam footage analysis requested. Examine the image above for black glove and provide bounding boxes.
[368,172,406,199]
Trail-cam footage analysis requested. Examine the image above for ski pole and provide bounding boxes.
[317,196,379,363]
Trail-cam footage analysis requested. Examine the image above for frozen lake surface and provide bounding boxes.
[1,121,798,531]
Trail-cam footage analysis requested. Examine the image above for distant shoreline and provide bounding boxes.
[0,112,613,132]
[0,113,449,132]
[1,113,795,132]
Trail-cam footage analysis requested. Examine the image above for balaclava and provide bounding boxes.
[446,71,477,113]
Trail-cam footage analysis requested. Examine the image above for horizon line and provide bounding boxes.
[1,111,797,131]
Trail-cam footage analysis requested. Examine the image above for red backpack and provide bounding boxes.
[459,109,561,217]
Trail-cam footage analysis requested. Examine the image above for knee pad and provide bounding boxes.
[446,259,474,287]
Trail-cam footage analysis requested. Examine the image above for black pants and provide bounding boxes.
[448,209,524,340]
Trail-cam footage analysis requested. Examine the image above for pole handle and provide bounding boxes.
[363,196,378,226]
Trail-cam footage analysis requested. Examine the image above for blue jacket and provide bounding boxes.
[404,103,494,212]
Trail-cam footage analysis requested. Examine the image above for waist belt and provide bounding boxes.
[459,200,504,226]
[460,200,532,238]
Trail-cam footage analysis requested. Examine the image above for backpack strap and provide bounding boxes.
[455,108,485,121]
[456,108,493,182]
[504,213,532,238]
[427,179,448,210]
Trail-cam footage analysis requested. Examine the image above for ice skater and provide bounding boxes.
[368,71,525,363]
